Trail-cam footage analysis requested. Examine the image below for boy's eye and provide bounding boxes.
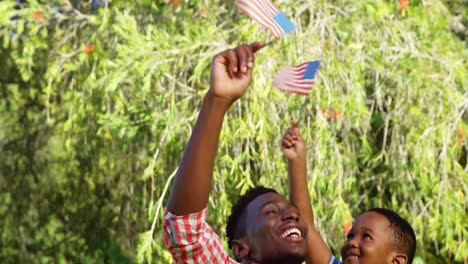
[346,233,354,240]
[363,233,372,240]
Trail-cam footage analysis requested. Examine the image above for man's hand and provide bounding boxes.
[282,120,306,161]
[209,42,264,104]
[167,42,263,215]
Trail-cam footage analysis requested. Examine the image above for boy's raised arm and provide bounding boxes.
[282,121,332,264]
[167,42,263,215]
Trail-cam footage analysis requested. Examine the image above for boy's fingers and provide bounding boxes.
[290,119,302,139]
[291,119,298,128]
[284,133,295,143]
[283,139,293,148]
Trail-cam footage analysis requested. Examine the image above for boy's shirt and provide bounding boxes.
[329,255,342,264]
[163,208,238,264]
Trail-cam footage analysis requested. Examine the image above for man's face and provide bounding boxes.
[340,211,397,264]
[243,192,307,264]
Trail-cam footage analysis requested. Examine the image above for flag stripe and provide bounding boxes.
[237,0,282,37]
[285,80,315,86]
[235,0,295,38]
[237,2,279,35]
[278,87,310,96]
[282,84,313,92]
[247,0,283,36]
[272,60,321,96]
[258,0,277,16]
[284,81,315,89]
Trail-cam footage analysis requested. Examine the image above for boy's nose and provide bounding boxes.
[346,237,359,248]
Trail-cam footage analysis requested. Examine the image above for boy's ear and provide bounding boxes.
[232,239,250,261]
[390,252,408,264]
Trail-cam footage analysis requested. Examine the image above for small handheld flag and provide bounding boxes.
[272,61,320,96]
[235,0,295,38]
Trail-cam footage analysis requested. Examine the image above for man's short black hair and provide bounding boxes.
[226,186,278,249]
[367,208,416,263]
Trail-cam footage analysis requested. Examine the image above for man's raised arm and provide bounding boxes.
[167,42,263,215]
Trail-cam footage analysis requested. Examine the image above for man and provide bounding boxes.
[163,42,309,264]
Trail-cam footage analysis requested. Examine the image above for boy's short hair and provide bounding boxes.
[226,186,278,249]
[367,208,416,263]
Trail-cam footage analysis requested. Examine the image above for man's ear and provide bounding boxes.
[390,253,408,264]
[232,239,250,261]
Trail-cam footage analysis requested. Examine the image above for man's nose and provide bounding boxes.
[281,207,299,221]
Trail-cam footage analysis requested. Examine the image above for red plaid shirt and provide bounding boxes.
[163,208,238,264]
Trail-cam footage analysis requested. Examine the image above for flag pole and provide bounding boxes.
[259,38,277,50]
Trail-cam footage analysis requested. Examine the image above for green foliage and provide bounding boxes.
[0,0,466,263]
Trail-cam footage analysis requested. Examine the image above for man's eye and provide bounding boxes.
[264,207,279,215]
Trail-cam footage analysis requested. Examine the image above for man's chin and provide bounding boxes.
[262,250,306,264]
[282,241,307,260]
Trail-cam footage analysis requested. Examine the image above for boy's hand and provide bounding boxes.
[282,120,306,161]
[208,42,264,104]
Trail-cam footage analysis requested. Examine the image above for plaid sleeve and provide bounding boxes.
[329,255,342,264]
[163,208,237,264]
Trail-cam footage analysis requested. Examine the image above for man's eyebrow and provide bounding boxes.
[259,200,278,210]
[259,200,298,211]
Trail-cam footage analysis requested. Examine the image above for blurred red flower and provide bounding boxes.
[169,0,180,6]
[328,110,342,120]
[83,44,94,54]
[322,108,328,116]
[33,10,42,20]
[343,222,352,234]
[322,109,342,120]
[400,0,409,12]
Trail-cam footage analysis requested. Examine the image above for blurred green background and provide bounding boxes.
[0,0,466,263]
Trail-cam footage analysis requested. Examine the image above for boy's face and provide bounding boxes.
[340,211,398,264]
[243,192,308,264]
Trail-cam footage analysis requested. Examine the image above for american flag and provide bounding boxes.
[235,0,295,38]
[272,61,320,95]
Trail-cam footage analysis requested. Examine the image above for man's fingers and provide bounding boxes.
[249,41,264,53]
[236,45,250,74]
[225,49,238,77]
[244,44,254,69]
[214,42,261,79]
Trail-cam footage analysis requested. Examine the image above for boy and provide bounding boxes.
[164,43,309,263]
[281,124,417,264]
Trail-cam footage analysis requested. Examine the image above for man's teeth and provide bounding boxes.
[280,228,302,238]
